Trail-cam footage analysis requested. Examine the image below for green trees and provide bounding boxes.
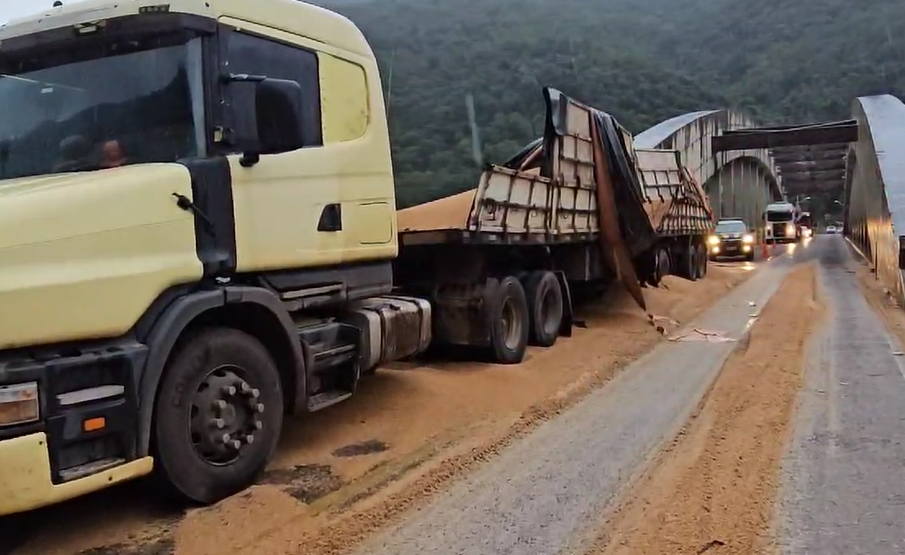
[313,0,903,206]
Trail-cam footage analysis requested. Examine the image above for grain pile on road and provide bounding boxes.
[7,262,755,555]
[587,263,821,555]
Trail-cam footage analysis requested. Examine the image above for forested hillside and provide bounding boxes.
[312,0,904,207]
[313,0,725,206]
[622,0,905,123]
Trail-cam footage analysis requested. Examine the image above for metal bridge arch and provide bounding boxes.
[635,109,782,227]
[845,94,905,305]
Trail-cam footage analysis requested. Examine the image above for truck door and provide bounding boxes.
[218,23,395,273]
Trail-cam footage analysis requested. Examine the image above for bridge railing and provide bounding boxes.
[845,95,905,306]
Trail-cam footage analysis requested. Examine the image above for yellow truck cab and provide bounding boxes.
[0,0,431,514]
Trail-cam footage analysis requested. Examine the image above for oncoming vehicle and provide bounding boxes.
[707,218,755,261]
[764,202,799,244]
[797,211,813,238]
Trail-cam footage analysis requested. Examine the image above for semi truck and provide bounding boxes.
[0,0,713,515]
[764,201,800,244]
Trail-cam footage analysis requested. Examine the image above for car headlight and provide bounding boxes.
[707,235,720,245]
[742,234,754,244]
[786,223,796,234]
[0,382,40,427]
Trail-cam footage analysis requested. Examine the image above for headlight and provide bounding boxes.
[0,382,40,427]
[786,223,796,234]
[707,235,720,245]
[742,234,754,244]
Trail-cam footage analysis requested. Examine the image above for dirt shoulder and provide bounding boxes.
[586,263,821,555]
[12,263,755,555]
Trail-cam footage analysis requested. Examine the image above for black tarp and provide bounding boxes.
[501,87,658,256]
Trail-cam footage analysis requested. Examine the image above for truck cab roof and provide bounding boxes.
[765,202,795,211]
[0,0,372,57]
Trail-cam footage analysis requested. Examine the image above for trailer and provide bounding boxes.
[395,88,714,363]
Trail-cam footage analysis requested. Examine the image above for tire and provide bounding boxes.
[685,247,698,282]
[746,251,755,262]
[524,271,564,347]
[153,327,285,505]
[696,244,708,279]
[488,276,530,364]
[648,247,670,287]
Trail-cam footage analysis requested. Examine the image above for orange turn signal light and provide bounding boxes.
[83,417,106,433]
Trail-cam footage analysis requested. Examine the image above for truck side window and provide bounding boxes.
[225,32,323,148]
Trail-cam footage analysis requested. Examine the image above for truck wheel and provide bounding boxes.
[696,244,708,279]
[684,248,698,282]
[488,276,530,364]
[153,327,284,504]
[658,248,671,280]
[525,271,564,347]
[646,248,669,287]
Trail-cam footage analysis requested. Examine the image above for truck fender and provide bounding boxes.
[136,286,306,457]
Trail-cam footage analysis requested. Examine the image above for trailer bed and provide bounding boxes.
[398,87,712,252]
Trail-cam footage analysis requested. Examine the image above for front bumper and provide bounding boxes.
[0,340,150,513]
[0,432,152,515]
[711,240,752,257]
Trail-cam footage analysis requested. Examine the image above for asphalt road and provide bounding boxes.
[9,236,898,555]
[777,235,905,554]
[351,243,811,555]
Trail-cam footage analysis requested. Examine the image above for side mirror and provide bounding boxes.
[228,75,306,165]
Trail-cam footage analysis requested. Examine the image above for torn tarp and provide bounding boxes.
[502,88,659,258]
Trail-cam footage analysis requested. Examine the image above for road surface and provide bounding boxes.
[349,244,808,555]
[1,255,760,555]
[6,236,904,555]
[776,236,905,554]
[352,235,905,555]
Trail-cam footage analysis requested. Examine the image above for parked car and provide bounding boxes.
[708,218,756,261]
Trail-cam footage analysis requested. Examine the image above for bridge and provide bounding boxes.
[637,94,905,306]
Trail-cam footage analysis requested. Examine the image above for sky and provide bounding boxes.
[0,0,85,24]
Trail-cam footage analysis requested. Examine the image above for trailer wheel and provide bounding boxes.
[525,271,564,347]
[153,327,284,504]
[488,276,530,364]
[696,243,708,279]
[651,247,670,286]
[683,247,698,282]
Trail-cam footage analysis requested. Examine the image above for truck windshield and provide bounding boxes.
[766,211,793,222]
[0,35,205,180]
[715,221,746,233]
